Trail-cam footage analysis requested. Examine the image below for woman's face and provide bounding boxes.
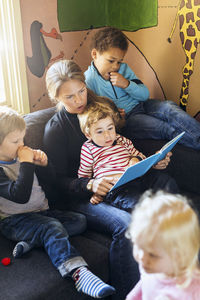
[57,79,88,114]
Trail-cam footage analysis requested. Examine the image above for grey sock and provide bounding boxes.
[13,241,33,258]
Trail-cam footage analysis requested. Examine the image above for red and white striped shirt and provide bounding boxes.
[78,134,145,179]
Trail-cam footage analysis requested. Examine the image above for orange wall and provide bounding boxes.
[20,0,200,116]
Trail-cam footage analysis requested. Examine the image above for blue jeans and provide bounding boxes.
[123,99,200,150]
[105,169,179,212]
[0,210,87,276]
[64,198,139,300]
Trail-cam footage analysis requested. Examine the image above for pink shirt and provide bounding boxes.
[126,270,200,300]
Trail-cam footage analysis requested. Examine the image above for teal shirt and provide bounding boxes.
[84,62,149,114]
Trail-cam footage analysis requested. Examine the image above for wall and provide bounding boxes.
[20,0,200,116]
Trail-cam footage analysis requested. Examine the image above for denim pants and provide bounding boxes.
[0,210,87,276]
[123,99,200,150]
[105,169,179,212]
[64,197,139,300]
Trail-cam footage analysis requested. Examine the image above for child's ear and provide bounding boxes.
[85,133,91,140]
[91,48,97,60]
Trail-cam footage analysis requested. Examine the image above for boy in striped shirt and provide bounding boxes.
[78,98,178,211]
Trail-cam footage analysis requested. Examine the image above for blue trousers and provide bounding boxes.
[124,99,200,150]
[105,169,179,212]
[0,210,87,276]
[64,197,139,300]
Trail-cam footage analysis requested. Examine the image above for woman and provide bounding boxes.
[43,60,178,300]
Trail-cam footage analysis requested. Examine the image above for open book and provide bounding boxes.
[110,132,185,191]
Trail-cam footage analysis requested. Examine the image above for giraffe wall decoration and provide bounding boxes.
[168,0,200,111]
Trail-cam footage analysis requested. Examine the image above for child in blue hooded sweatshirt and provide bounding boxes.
[84,27,200,151]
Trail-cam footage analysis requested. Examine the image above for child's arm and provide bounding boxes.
[110,64,149,101]
[118,136,146,167]
[0,163,35,204]
[0,147,48,204]
[78,144,94,178]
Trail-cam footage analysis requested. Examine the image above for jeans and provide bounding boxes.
[64,198,139,300]
[105,169,179,212]
[0,210,87,276]
[123,99,200,150]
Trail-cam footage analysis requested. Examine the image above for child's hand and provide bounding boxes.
[110,72,129,89]
[118,108,126,119]
[90,193,104,205]
[17,146,34,163]
[128,157,141,167]
[33,149,48,166]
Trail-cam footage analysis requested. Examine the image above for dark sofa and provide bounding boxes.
[0,107,199,300]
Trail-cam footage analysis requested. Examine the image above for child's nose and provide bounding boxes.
[104,131,111,138]
[112,62,119,71]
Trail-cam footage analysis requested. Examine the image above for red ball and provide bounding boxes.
[1,257,11,266]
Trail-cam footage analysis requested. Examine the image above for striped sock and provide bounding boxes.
[72,267,116,298]
[13,241,33,258]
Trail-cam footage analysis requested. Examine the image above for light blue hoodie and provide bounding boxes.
[84,62,149,114]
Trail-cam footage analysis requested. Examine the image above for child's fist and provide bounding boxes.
[17,146,34,163]
[33,149,48,166]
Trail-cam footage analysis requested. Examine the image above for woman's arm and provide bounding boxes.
[43,114,90,193]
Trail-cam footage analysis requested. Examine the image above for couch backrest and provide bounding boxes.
[24,107,56,149]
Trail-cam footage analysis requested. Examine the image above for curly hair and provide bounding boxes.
[90,27,128,53]
[78,96,125,136]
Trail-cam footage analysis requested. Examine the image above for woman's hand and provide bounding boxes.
[92,177,117,196]
[153,152,172,170]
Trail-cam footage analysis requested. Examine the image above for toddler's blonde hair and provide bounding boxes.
[126,190,200,284]
[0,106,25,145]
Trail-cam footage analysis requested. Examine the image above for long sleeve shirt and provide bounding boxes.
[78,135,145,179]
[0,160,48,218]
[43,107,90,195]
[84,62,149,114]
[126,269,200,300]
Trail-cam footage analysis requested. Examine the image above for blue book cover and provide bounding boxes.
[110,132,185,191]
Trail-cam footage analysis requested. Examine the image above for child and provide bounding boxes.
[125,190,200,300]
[0,106,115,299]
[78,100,179,211]
[84,27,200,150]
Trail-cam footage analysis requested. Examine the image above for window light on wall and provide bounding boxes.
[0,0,30,114]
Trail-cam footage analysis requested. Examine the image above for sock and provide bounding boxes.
[13,241,33,258]
[72,267,116,298]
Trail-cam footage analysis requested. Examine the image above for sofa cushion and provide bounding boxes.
[24,107,56,149]
[0,231,110,300]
